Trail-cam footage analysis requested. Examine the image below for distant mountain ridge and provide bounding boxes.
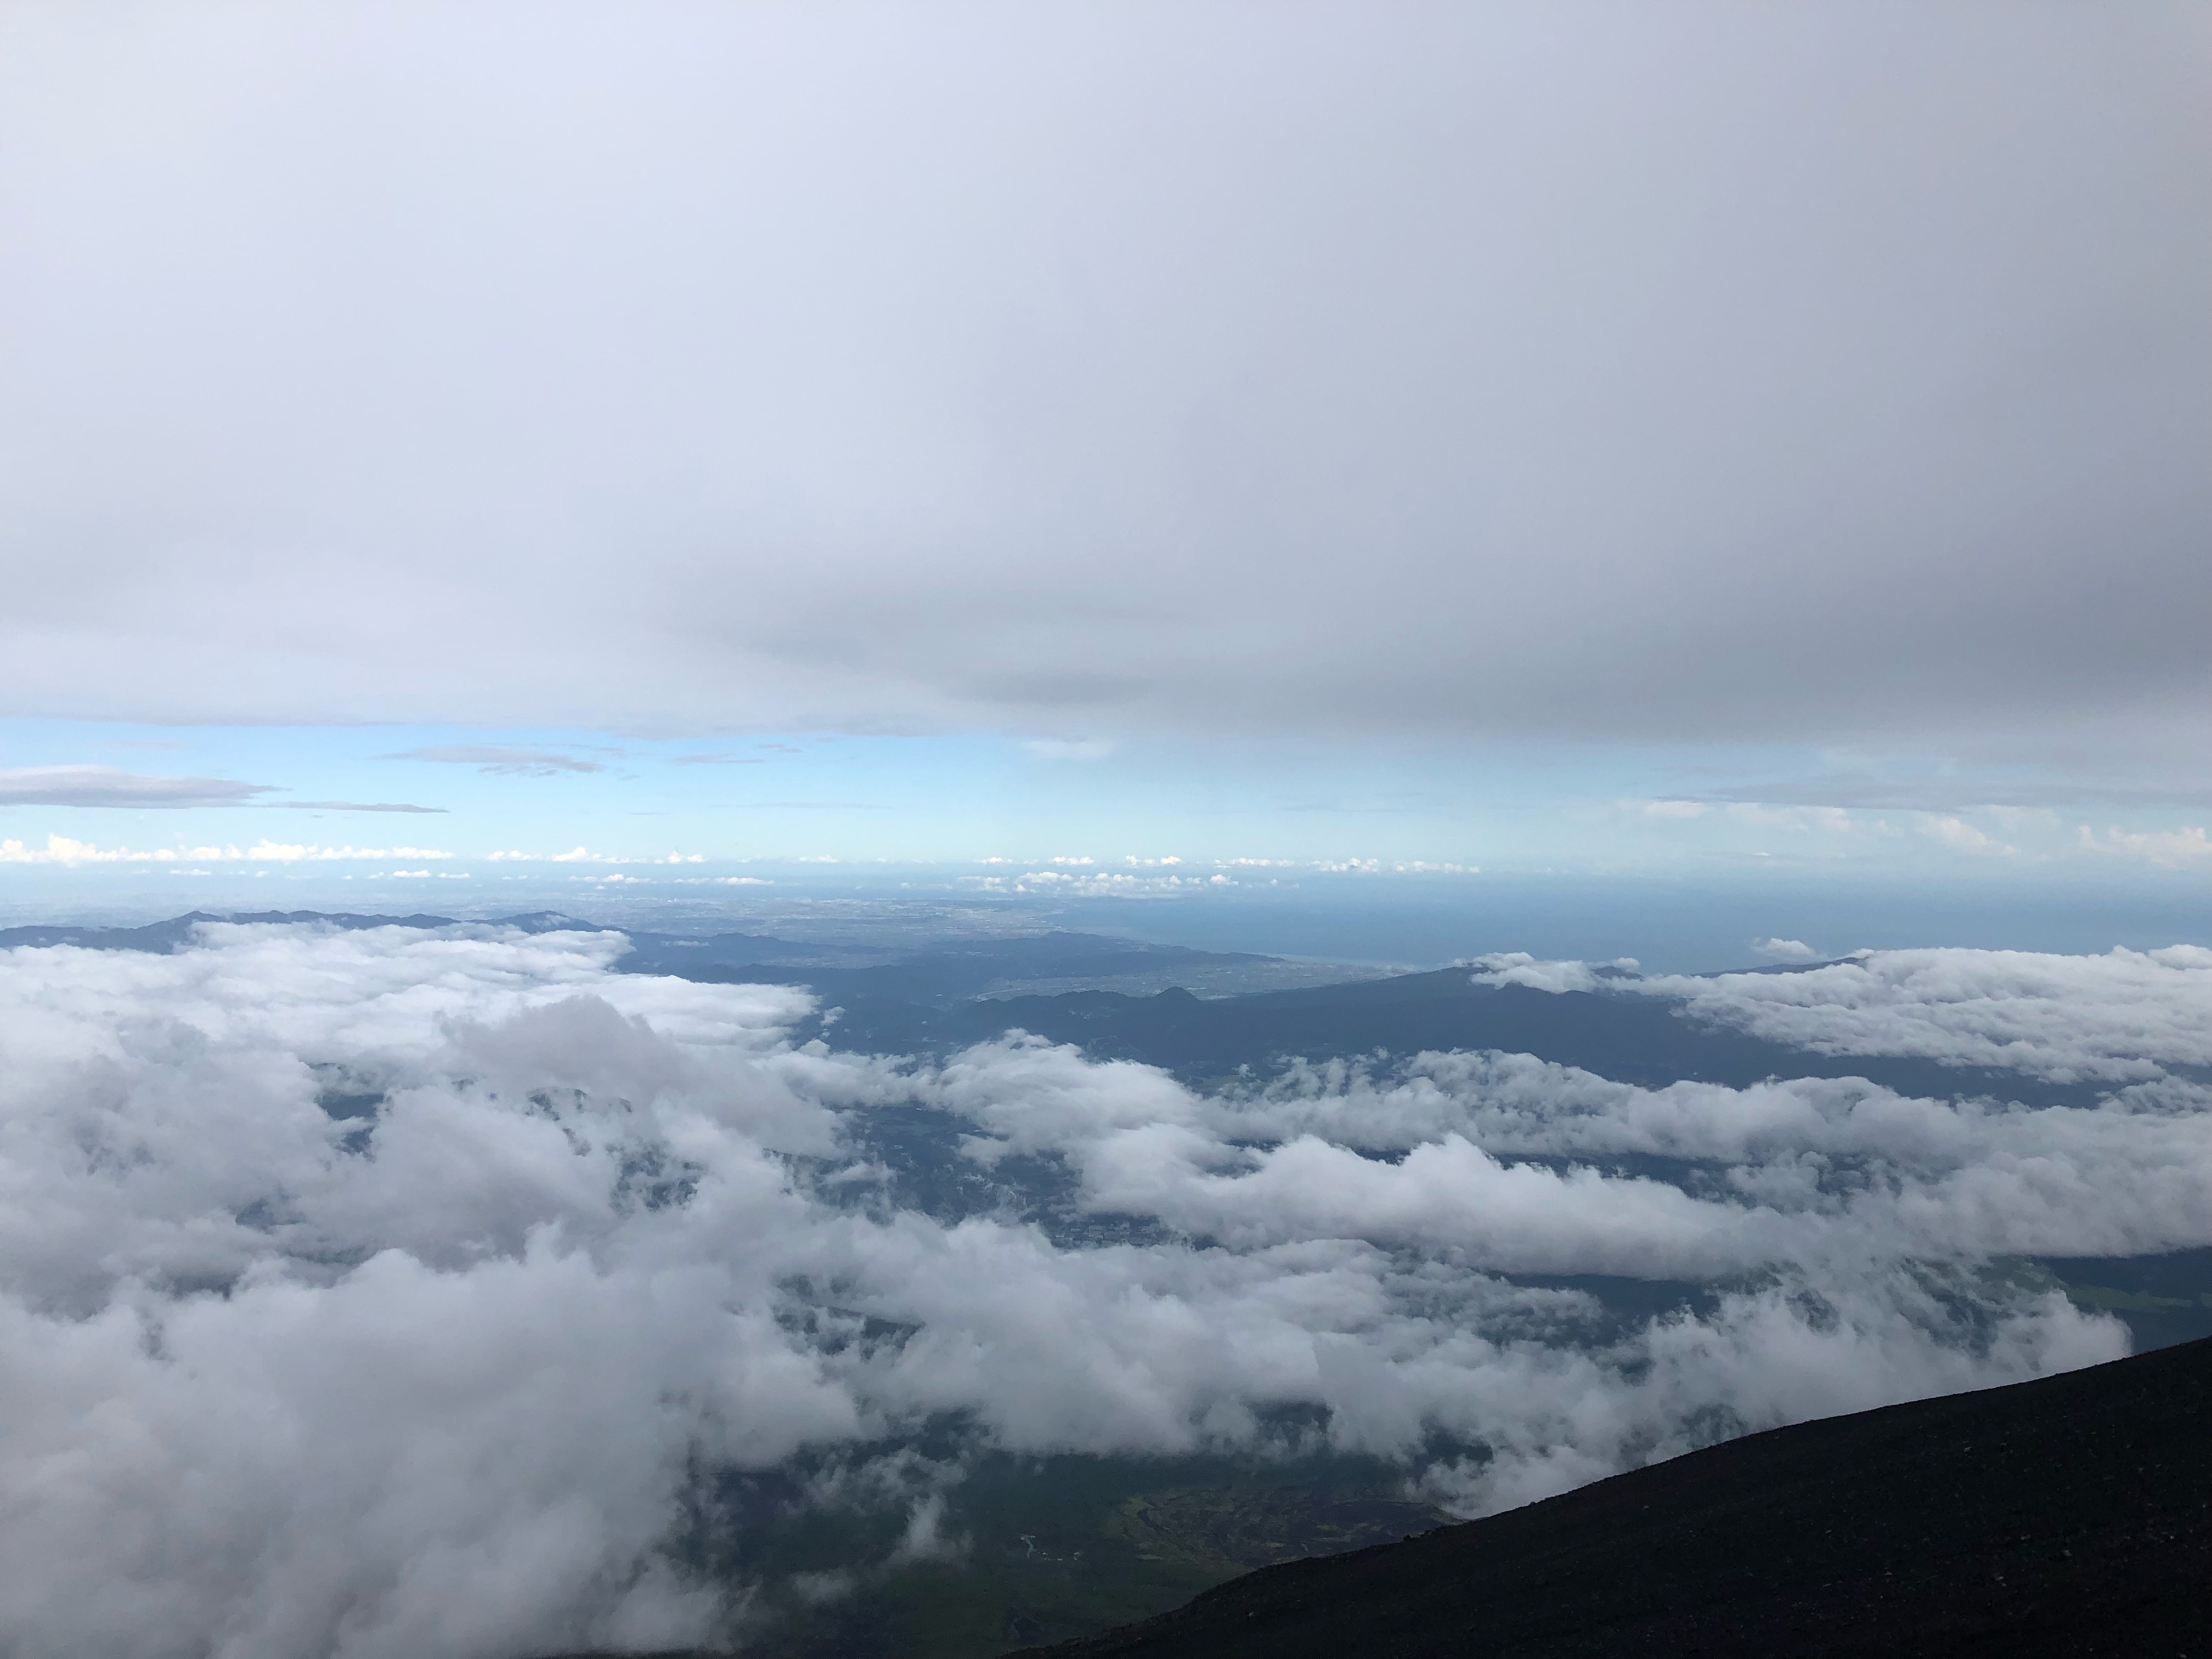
[0,909,1324,999]
[743,964,2105,1109]
[0,909,599,953]
[0,909,2146,1106]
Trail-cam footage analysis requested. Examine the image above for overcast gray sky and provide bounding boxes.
[3,1,2204,787]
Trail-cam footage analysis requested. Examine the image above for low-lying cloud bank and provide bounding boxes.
[3,925,2205,1657]
[1471,943,2212,1084]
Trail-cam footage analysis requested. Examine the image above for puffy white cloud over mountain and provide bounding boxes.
[1638,946,2212,1084]
[3,923,2202,1656]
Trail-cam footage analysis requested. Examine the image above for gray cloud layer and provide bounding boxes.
[0,765,272,808]
[386,748,607,777]
[273,800,450,814]
[1,3,2205,772]
[1695,779,2212,812]
[1,921,2202,1656]
[0,768,444,813]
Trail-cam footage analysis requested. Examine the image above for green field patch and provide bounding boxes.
[743,1452,1444,1658]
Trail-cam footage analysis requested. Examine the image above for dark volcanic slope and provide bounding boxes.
[1014,1337,2212,1659]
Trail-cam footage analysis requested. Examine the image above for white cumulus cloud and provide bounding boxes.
[0,924,2192,1656]
[0,836,453,866]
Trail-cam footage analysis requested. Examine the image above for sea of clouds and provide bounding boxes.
[2,923,2208,1658]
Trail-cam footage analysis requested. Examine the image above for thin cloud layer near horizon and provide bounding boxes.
[3,1,2205,797]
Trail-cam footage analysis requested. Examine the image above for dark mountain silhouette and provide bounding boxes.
[1009,1336,2212,1659]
